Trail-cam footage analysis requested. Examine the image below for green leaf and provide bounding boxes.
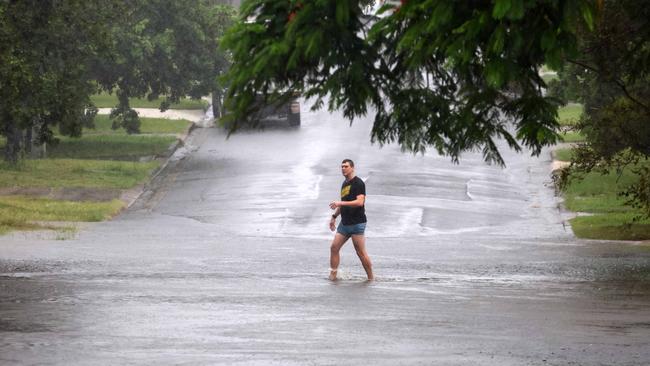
[335,1,349,26]
[506,0,525,20]
[375,4,396,16]
[452,20,470,35]
[485,60,506,88]
[580,1,595,30]
[429,2,453,29]
[540,29,556,51]
[305,30,323,59]
[489,25,506,54]
[492,0,512,19]
[545,48,563,70]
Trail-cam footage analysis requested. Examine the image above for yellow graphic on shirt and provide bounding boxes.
[341,185,351,198]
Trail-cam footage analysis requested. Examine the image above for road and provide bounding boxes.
[1,106,649,365]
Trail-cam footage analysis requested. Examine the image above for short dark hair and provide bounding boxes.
[341,159,354,167]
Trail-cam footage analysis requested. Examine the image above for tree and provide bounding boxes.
[195,3,238,119]
[92,0,237,132]
[551,0,650,216]
[546,63,585,104]
[0,0,115,163]
[0,0,236,163]
[222,0,597,165]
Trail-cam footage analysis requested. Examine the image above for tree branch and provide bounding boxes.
[566,59,650,112]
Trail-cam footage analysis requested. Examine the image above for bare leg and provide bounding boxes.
[329,233,349,280]
[351,234,374,280]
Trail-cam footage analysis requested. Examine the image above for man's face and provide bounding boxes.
[341,162,353,177]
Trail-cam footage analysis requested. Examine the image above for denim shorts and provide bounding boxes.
[337,222,366,236]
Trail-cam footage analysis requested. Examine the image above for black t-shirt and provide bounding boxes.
[340,176,367,225]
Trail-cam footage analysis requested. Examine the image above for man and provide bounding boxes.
[328,159,374,281]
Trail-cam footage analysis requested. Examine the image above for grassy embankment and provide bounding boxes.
[557,103,585,141]
[553,104,650,240]
[540,64,559,84]
[552,104,585,161]
[541,73,559,84]
[0,114,191,235]
[91,92,208,110]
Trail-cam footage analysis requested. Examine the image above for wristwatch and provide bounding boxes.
[331,215,337,219]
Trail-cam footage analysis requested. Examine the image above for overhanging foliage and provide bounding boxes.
[222,0,598,165]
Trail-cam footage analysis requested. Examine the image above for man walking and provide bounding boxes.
[328,159,374,281]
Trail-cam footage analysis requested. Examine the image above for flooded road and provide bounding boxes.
[1,107,650,365]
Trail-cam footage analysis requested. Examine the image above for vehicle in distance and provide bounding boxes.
[223,96,300,129]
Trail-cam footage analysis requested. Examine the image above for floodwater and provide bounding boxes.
[1,105,649,365]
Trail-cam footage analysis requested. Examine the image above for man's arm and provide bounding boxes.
[329,194,365,209]
[331,207,341,218]
[329,207,340,231]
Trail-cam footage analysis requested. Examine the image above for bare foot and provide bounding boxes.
[328,268,338,281]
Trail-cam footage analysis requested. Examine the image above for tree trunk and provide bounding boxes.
[23,127,33,155]
[212,90,223,119]
[3,122,23,164]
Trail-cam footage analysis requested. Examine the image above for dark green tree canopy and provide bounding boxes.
[223,0,597,165]
[570,0,649,160]
[0,0,113,162]
[550,0,650,216]
[93,0,235,133]
[1,0,235,163]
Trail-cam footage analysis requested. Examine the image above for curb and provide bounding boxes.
[122,108,211,210]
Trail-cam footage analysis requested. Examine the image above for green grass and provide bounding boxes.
[2,116,184,161]
[558,103,584,127]
[0,116,190,142]
[564,168,643,204]
[91,92,207,110]
[542,73,559,84]
[0,196,123,235]
[563,163,650,240]
[0,159,159,189]
[560,131,585,143]
[0,219,50,235]
[83,115,192,135]
[565,194,630,214]
[570,213,650,241]
[46,135,177,160]
[554,148,575,162]
[0,113,186,235]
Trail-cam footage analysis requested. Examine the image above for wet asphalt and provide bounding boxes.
[1,107,650,365]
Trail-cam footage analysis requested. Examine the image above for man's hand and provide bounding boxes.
[329,217,336,232]
[329,201,341,209]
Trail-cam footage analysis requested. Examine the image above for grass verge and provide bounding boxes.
[563,164,650,240]
[91,92,207,110]
[542,73,559,84]
[554,148,574,162]
[570,214,650,241]
[2,117,184,161]
[560,131,585,143]
[84,115,192,135]
[47,135,176,160]
[540,64,553,73]
[0,196,123,235]
[0,159,159,189]
[558,104,584,127]
[0,114,186,236]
